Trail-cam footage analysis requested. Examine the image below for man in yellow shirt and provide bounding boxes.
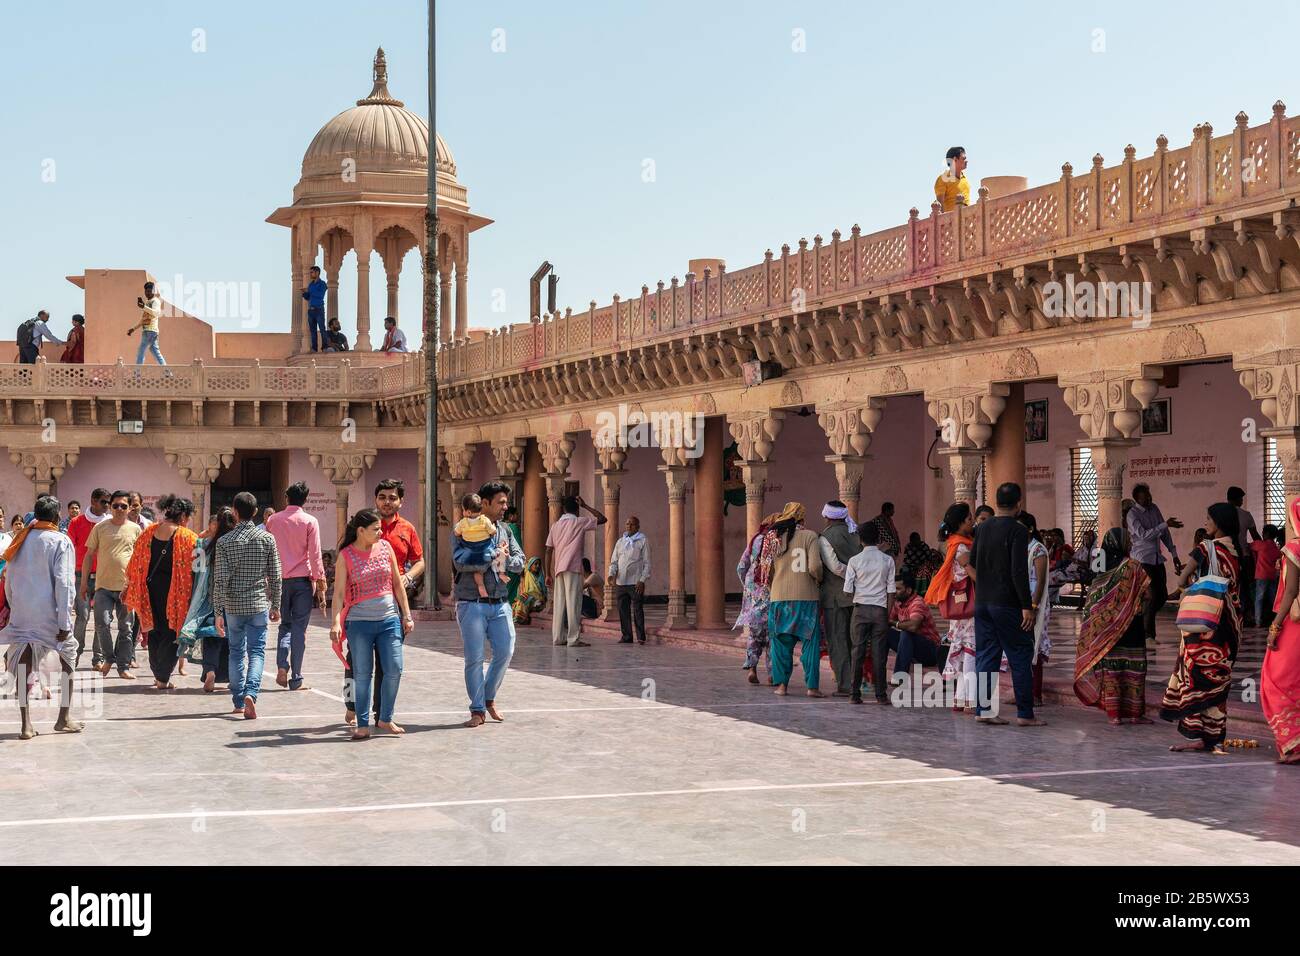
[934,146,971,212]
[78,491,143,678]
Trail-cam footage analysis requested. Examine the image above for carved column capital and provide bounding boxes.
[926,384,1011,449]
[659,464,689,502]
[727,411,785,462]
[817,398,885,457]
[537,434,575,476]
[1236,349,1300,428]
[9,447,80,493]
[941,448,987,505]
[442,444,477,482]
[164,448,234,485]
[308,448,377,485]
[490,439,527,478]
[1060,367,1163,441]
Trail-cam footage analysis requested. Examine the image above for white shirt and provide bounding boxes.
[608,532,652,585]
[384,327,409,352]
[31,319,64,346]
[842,546,896,607]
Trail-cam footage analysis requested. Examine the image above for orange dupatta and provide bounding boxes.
[124,526,198,633]
[924,533,972,607]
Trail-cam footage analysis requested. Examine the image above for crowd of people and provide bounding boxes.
[4,470,1299,764]
[732,482,1300,762]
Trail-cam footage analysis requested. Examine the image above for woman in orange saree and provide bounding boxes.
[1263,498,1300,764]
[1074,527,1150,724]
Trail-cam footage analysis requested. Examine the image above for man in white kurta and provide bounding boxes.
[3,497,83,739]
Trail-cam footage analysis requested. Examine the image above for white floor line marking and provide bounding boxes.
[259,669,344,703]
[0,761,1276,829]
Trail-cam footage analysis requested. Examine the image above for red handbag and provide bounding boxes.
[941,577,974,619]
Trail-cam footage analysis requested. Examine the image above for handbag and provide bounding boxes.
[941,576,974,619]
[1175,542,1229,634]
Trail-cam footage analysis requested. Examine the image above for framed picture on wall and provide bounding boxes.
[1024,399,1049,443]
[1142,398,1172,436]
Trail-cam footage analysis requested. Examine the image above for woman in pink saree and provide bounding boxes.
[1263,498,1300,765]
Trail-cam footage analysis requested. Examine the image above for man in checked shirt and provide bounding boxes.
[214,492,283,719]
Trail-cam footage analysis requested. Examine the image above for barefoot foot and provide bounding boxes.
[243,697,257,720]
[275,667,288,688]
[485,701,504,722]
[377,720,406,736]
[774,685,788,697]
[54,717,84,733]
[464,712,486,728]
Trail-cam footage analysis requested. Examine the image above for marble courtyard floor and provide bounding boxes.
[2,613,1299,866]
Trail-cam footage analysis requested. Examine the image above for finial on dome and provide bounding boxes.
[357,46,404,107]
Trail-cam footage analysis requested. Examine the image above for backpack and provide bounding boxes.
[16,318,38,351]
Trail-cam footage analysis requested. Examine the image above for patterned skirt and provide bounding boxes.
[1160,625,1237,746]
[1096,646,1147,720]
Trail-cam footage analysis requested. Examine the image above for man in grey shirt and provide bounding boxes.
[1126,483,1184,644]
[453,480,525,727]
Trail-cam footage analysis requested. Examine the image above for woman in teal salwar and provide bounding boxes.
[763,502,825,698]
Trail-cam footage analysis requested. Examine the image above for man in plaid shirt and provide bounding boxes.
[215,492,282,719]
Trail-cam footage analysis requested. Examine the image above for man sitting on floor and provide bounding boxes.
[886,570,941,683]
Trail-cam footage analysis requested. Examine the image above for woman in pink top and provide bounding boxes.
[329,508,414,740]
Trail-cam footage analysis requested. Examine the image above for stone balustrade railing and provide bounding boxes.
[6,354,428,400]
[438,102,1300,383]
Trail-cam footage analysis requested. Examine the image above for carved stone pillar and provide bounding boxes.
[1085,440,1136,533]
[439,267,453,345]
[596,442,628,622]
[455,261,468,340]
[1062,366,1163,532]
[693,418,726,628]
[942,449,987,508]
[8,448,79,499]
[490,439,527,509]
[987,383,1026,504]
[521,439,546,560]
[164,449,235,521]
[353,214,374,351]
[818,399,884,521]
[385,269,399,323]
[660,446,691,631]
[1237,351,1300,539]
[443,445,476,526]
[538,435,575,526]
[308,448,378,544]
[927,384,1010,505]
[728,411,784,543]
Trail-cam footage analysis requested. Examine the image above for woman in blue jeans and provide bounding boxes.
[329,508,414,740]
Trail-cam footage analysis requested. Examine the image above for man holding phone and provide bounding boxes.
[127,281,167,367]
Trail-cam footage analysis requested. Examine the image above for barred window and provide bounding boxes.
[1265,436,1287,529]
[1071,446,1098,545]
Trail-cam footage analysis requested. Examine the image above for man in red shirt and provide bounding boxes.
[886,570,941,684]
[343,478,425,726]
[1253,523,1283,628]
[66,487,110,664]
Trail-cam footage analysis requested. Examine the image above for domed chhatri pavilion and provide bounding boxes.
[267,47,492,353]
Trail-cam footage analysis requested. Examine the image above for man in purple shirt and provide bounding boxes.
[265,481,325,690]
[1126,483,1184,644]
[545,495,607,648]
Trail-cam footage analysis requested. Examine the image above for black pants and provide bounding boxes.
[1141,562,1168,642]
[850,604,889,702]
[344,645,383,719]
[824,603,854,694]
[202,636,229,683]
[616,585,646,642]
[147,626,178,683]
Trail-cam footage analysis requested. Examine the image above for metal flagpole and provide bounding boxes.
[422,0,441,609]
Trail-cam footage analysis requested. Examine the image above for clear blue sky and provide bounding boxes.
[3,0,1297,340]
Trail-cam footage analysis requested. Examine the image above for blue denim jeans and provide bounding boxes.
[135,329,166,366]
[276,578,314,689]
[456,599,516,715]
[226,610,268,709]
[307,307,327,351]
[974,603,1034,719]
[347,616,404,728]
[1256,576,1278,626]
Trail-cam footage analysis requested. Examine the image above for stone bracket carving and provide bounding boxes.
[727,411,785,462]
[308,448,378,484]
[1060,367,1162,440]
[9,447,80,487]
[164,449,234,485]
[1237,350,1300,428]
[817,398,885,457]
[926,384,1010,449]
[490,439,527,478]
